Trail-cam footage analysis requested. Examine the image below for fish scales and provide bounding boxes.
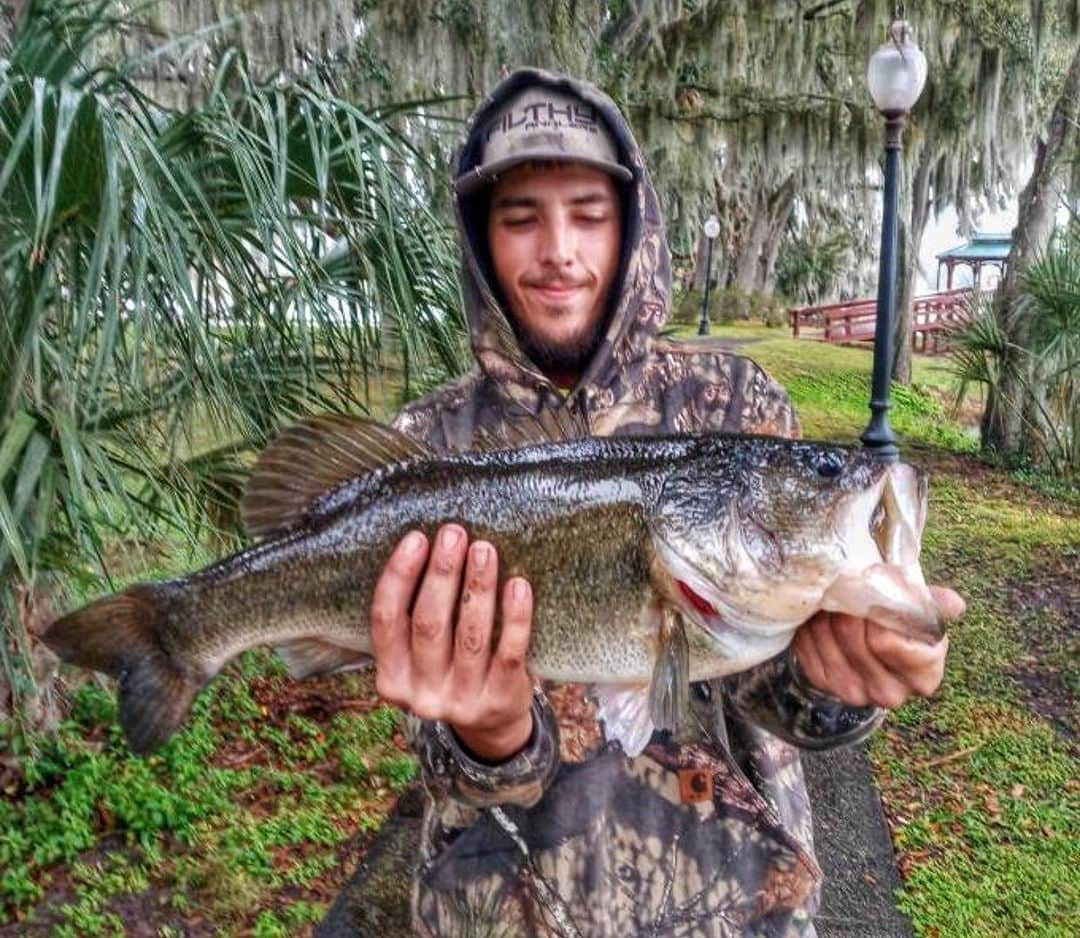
[176,439,669,682]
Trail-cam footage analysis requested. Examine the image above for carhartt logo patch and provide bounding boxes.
[678,767,714,804]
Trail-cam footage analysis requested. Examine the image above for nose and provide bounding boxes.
[540,213,576,270]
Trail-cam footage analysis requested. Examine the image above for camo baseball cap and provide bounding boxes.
[454,86,633,194]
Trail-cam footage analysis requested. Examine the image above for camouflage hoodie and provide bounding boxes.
[392,68,883,938]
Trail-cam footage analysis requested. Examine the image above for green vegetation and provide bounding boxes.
[673,322,978,448]
[954,220,1080,476]
[872,466,1079,937]
[0,0,467,733]
[1,656,414,932]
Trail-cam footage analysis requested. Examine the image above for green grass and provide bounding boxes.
[671,322,977,447]
[870,485,1080,937]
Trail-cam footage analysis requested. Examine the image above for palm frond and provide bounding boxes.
[0,0,467,726]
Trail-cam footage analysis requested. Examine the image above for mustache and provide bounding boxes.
[522,274,592,289]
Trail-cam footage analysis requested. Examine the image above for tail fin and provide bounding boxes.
[44,584,202,754]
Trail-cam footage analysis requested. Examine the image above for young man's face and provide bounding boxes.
[487,163,623,380]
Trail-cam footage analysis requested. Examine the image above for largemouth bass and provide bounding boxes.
[44,415,943,756]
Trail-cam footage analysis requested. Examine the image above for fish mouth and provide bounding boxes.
[866,462,928,566]
[652,461,934,644]
[826,461,943,641]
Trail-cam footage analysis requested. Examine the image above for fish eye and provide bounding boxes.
[814,451,844,479]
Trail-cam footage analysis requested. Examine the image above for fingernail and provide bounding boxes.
[512,578,530,602]
[440,526,462,550]
[473,542,490,570]
[403,531,425,555]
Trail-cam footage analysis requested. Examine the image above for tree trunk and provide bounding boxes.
[756,174,797,292]
[731,174,797,305]
[0,578,63,735]
[2,1,29,40]
[733,200,770,297]
[983,40,1080,457]
[892,143,936,385]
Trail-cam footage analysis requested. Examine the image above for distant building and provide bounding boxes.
[936,231,1012,290]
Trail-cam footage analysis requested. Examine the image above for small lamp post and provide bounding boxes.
[698,214,721,336]
[861,19,927,460]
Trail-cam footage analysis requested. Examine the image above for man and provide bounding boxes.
[371,69,960,936]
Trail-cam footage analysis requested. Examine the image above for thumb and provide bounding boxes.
[930,585,966,621]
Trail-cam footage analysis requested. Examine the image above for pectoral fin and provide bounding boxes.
[649,607,690,732]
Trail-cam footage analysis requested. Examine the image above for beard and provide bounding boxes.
[514,312,609,376]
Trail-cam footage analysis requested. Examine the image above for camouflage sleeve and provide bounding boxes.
[722,650,886,749]
[406,690,562,808]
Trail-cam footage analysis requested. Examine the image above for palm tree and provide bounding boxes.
[952,219,1080,476]
[0,0,468,732]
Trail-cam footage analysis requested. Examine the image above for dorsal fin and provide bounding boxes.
[472,406,591,453]
[241,415,431,539]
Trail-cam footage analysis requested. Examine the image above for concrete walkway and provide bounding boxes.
[803,744,914,938]
[319,744,914,937]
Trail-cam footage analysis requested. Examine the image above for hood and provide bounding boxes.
[453,68,672,410]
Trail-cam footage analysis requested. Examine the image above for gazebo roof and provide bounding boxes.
[937,231,1012,263]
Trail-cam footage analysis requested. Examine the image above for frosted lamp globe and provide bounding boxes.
[867,20,927,114]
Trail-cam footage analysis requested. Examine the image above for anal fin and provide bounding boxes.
[589,683,655,757]
[275,638,371,679]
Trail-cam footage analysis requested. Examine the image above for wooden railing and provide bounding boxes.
[789,288,976,354]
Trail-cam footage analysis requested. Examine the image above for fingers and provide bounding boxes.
[792,613,828,689]
[372,530,428,701]
[451,541,499,694]
[794,607,952,709]
[831,614,911,709]
[866,626,949,698]
[801,612,872,706]
[410,524,468,687]
[488,578,533,693]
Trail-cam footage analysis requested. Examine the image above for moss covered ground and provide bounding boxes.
[2,324,1077,935]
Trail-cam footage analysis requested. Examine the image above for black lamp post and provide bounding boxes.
[861,20,927,461]
[698,214,720,336]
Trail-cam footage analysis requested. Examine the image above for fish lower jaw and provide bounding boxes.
[687,631,793,682]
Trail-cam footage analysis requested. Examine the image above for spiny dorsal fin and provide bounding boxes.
[241,415,431,539]
[472,405,591,453]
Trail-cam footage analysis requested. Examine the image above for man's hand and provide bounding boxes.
[792,586,964,709]
[371,524,536,763]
